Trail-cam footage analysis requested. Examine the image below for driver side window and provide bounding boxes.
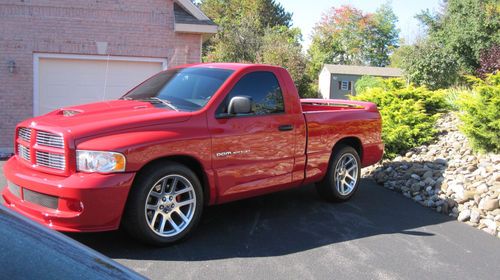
[217,71,285,116]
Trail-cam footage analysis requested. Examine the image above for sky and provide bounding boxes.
[277,0,443,50]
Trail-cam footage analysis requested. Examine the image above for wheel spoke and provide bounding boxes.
[347,164,357,172]
[168,217,180,232]
[176,209,189,224]
[175,188,192,196]
[146,204,157,211]
[343,181,352,192]
[154,178,165,195]
[159,214,167,232]
[345,173,355,181]
[151,211,160,226]
[170,177,179,193]
[177,198,195,207]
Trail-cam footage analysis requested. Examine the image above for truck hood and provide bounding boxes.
[20,100,192,141]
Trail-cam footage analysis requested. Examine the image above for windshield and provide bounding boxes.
[122,67,234,112]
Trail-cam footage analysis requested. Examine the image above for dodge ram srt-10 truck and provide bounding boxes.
[3,63,383,245]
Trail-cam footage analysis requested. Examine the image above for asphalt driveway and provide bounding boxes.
[1,159,499,279]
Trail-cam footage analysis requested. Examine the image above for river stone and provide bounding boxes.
[458,209,471,222]
[479,198,499,211]
[470,209,481,224]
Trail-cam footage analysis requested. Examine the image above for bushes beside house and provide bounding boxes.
[350,77,447,158]
[457,73,500,153]
[353,73,500,158]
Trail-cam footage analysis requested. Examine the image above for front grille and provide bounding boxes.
[16,128,66,172]
[18,144,30,161]
[36,131,64,149]
[18,128,31,142]
[23,188,59,209]
[7,181,21,197]
[35,151,65,170]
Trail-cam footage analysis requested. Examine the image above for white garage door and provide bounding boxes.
[37,56,165,115]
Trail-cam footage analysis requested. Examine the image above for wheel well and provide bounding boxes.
[137,156,210,205]
[333,137,362,159]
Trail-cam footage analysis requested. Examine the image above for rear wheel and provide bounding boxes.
[123,162,203,245]
[316,145,361,202]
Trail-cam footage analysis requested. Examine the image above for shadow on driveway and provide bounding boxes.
[68,178,451,261]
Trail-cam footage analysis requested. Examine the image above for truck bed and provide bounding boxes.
[300,99,383,182]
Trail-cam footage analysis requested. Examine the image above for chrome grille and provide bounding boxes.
[18,144,30,161]
[35,151,65,170]
[36,131,64,149]
[18,127,31,142]
[23,188,59,209]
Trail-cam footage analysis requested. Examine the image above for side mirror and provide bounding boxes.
[228,96,253,115]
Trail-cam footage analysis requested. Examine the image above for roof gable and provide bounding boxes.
[173,0,217,35]
[323,64,403,77]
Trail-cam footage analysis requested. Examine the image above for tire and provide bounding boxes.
[122,161,203,246]
[316,145,361,202]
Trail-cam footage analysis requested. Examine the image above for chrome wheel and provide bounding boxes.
[144,174,196,237]
[334,153,359,196]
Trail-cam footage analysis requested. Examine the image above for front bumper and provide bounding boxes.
[2,156,135,232]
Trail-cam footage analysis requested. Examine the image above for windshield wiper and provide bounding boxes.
[136,97,179,111]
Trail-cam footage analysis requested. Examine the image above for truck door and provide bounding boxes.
[208,70,297,202]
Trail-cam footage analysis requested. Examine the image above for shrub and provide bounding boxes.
[442,87,469,111]
[350,78,447,158]
[457,73,500,153]
[355,76,384,94]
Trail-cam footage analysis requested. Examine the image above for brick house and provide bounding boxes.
[0,0,217,154]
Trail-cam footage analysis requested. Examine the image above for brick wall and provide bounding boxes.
[0,0,203,151]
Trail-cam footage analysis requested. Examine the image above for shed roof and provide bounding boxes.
[323,64,403,77]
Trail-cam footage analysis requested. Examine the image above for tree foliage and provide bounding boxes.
[257,26,314,97]
[401,0,500,88]
[199,0,314,97]
[200,0,292,62]
[476,44,500,78]
[417,0,500,73]
[307,4,399,79]
[400,39,460,90]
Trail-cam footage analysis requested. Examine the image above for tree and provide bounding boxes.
[307,4,399,85]
[476,44,500,78]
[257,26,314,97]
[362,4,400,67]
[416,0,500,73]
[400,39,459,90]
[199,0,292,62]
[199,0,314,97]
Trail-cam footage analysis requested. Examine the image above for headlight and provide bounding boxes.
[76,150,126,173]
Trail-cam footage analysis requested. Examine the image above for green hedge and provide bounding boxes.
[351,77,447,158]
[457,73,500,153]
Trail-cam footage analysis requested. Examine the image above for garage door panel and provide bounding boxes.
[38,57,163,115]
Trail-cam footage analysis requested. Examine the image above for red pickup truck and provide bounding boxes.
[2,63,383,245]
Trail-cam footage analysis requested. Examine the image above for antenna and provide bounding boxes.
[102,54,110,100]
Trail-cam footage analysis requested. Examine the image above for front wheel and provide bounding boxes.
[316,145,361,202]
[122,162,203,245]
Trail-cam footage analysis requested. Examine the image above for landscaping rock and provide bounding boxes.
[363,113,500,238]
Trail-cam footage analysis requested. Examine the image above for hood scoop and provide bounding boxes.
[60,109,82,117]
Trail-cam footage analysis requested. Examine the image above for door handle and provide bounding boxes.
[278,124,293,131]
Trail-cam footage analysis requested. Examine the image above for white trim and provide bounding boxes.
[33,53,168,116]
[175,0,210,20]
[175,23,218,34]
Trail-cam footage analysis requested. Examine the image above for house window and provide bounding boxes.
[338,81,351,91]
